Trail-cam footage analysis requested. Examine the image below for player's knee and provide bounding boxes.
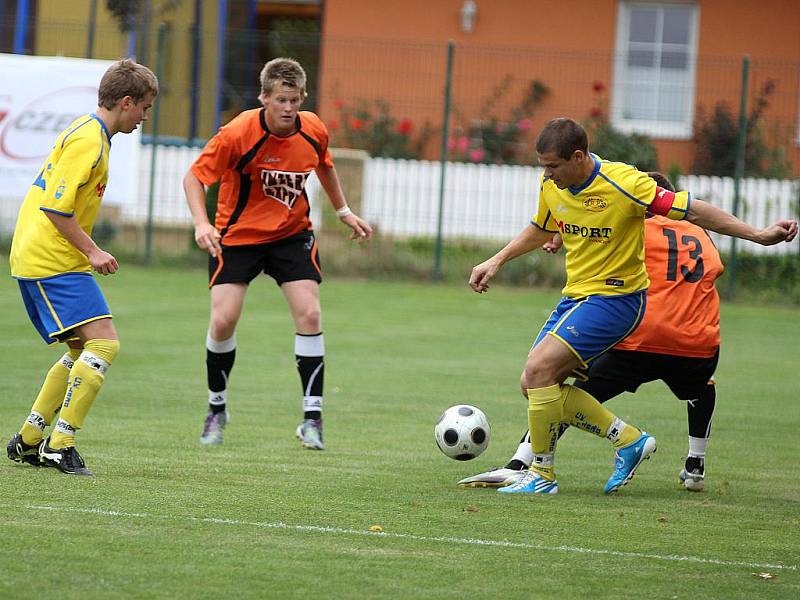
[209,315,237,338]
[522,361,554,388]
[699,383,716,403]
[82,338,120,370]
[295,306,321,331]
[519,374,528,398]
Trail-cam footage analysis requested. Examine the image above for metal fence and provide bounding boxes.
[26,142,790,258]
[1,12,799,287]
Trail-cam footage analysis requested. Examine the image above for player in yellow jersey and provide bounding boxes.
[6,59,158,476]
[469,118,797,495]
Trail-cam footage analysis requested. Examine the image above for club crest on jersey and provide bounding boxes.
[583,196,608,212]
[260,169,310,209]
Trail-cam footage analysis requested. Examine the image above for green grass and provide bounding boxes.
[1,261,798,599]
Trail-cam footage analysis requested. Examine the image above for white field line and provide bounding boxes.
[26,504,797,572]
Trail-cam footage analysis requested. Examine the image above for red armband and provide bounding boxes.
[649,186,675,216]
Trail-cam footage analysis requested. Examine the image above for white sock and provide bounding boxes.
[688,436,708,459]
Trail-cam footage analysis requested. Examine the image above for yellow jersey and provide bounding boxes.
[10,114,111,279]
[533,155,690,298]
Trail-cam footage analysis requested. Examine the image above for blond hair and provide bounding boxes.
[98,59,159,109]
[259,58,307,97]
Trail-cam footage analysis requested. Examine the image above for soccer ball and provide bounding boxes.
[434,404,490,461]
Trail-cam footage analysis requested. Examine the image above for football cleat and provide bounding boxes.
[679,456,705,491]
[6,433,43,466]
[497,469,558,494]
[39,438,94,477]
[604,432,656,494]
[200,410,228,446]
[458,467,525,488]
[295,418,324,450]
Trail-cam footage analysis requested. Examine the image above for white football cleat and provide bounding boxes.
[457,467,525,488]
[679,456,705,491]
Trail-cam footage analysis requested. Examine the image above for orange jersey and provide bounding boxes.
[191,109,333,245]
[616,215,723,357]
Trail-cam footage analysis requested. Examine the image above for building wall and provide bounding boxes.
[321,0,800,174]
[33,0,220,141]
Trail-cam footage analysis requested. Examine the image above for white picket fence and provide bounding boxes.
[361,158,799,256]
[128,144,324,227]
[5,144,794,256]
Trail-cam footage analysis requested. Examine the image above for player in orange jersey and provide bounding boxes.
[460,173,721,491]
[470,118,795,496]
[183,58,372,450]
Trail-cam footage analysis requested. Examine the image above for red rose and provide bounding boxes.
[350,118,365,130]
[397,118,413,135]
[468,148,485,162]
[517,118,533,132]
[592,80,605,93]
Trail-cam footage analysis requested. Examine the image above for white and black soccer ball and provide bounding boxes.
[434,404,490,461]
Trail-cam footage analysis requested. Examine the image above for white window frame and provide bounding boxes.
[611,1,700,140]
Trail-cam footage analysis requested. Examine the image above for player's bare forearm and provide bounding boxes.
[183,170,222,256]
[495,223,553,264]
[44,211,118,275]
[183,170,212,227]
[687,199,798,246]
[315,164,347,211]
[316,164,373,240]
[469,224,552,292]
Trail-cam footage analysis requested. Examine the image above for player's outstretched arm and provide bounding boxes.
[183,170,222,257]
[687,198,798,246]
[469,224,553,293]
[44,211,118,275]
[315,163,373,241]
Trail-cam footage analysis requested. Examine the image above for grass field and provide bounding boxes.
[1,261,798,599]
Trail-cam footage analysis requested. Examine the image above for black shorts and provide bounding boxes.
[575,348,719,403]
[209,231,322,287]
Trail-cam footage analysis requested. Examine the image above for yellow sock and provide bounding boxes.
[562,384,640,449]
[19,349,82,446]
[527,384,564,481]
[50,339,119,450]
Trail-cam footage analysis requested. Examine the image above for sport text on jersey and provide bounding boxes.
[552,216,612,243]
[260,169,311,209]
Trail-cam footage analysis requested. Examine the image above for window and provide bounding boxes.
[612,2,699,139]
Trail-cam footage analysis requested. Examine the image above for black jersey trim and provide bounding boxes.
[220,109,270,240]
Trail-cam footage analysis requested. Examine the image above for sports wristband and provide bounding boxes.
[336,206,352,218]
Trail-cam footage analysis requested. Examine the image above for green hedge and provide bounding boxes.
[717,251,800,304]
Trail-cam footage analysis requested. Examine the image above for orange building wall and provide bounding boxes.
[320,0,800,175]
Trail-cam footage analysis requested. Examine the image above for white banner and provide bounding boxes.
[0,53,139,208]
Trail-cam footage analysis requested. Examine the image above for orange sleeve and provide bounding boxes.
[301,112,334,168]
[190,124,240,186]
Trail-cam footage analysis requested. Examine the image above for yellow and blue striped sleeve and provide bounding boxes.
[39,131,102,217]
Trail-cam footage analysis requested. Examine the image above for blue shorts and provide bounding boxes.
[532,291,647,370]
[17,273,112,345]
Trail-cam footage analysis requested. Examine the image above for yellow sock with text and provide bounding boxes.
[562,384,640,449]
[527,384,564,481]
[50,339,119,450]
[19,349,82,446]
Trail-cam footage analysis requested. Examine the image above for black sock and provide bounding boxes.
[687,384,715,439]
[505,459,528,471]
[207,347,235,412]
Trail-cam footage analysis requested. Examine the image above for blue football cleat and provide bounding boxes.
[604,432,656,494]
[497,470,558,494]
